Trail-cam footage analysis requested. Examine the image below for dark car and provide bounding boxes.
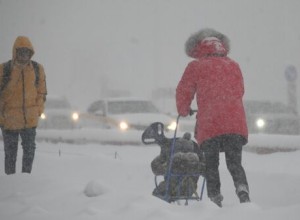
[244,100,300,135]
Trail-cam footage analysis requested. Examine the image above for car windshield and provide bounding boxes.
[245,101,292,114]
[46,99,71,109]
[107,100,159,114]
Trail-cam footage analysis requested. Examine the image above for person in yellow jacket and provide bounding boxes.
[0,36,47,174]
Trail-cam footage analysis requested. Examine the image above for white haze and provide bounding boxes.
[0,0,300,111]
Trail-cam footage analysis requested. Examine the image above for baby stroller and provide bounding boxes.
[142,121,206,204]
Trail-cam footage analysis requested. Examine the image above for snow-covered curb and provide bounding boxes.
[245,134,300,154]
[35,129,300,153]
[1,128,300,153]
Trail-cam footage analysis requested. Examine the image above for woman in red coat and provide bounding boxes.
[176,28,250,207]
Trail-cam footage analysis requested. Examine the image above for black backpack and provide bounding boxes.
[0,60,40,92]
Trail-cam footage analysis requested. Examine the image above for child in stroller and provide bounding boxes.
[142,122,206,203]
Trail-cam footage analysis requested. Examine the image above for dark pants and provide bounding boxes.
[1,127,36,175]
[201,134,249,198]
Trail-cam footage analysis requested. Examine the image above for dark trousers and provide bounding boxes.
[201,134,249,198]
[1,127,36,175]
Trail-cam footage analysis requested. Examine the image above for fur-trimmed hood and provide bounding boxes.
[185,28,230,58]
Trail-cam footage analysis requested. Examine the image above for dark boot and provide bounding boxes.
[238,191,250,203]
[236,184,250,203]
[210,194,223,207]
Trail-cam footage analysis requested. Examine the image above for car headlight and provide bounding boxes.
[72,112,79,121]
[167,121,177,131]
[119,121,129,131]
[40,113,46,120]
[256,118,266,129]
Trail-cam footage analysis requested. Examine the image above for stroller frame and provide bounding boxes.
[154,174,206,205]
[142,115,206,205]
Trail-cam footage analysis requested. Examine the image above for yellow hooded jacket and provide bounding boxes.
[0,36,47,130]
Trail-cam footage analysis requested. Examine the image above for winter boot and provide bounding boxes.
[210,194,223,207]
[236,185,250,203]
[238,191,250,203]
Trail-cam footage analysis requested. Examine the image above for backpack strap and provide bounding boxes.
[0,60,12,92]
[31,60,40,87]
[0,60,40,93]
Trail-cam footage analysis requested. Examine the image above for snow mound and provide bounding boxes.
[84,180,110,197]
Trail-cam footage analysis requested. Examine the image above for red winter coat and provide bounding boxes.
[176,36,248,145]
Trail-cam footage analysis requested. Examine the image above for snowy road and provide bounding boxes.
[34,128,300,154]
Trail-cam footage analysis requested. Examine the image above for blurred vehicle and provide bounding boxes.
[244,100,300,135]
[81,97,177,131]
[38,96,80,129]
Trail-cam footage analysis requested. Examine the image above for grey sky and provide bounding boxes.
[1,0,300,111]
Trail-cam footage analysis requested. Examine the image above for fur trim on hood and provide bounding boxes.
[185,28,230,58]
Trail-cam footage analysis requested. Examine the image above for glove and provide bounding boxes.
[189,109,197,116]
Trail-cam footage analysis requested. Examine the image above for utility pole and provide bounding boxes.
[285,65,298,114]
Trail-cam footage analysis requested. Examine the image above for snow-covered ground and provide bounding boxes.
[0,130,300,220]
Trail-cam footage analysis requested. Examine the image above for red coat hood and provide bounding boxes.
[191,37,228,58]
[185,28,230,59]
